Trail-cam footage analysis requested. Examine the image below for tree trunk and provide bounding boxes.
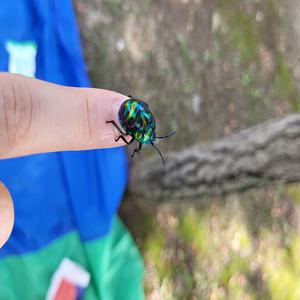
[131,114,300,201]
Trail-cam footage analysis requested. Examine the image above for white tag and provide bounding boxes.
[46,258,91,300]
[5,40,37,78]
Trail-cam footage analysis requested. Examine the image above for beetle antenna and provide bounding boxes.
[151,142,165,166]
[156,131,176,139]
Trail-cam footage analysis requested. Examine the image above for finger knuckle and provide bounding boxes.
[0,77,33,155]
[77,91,100,149]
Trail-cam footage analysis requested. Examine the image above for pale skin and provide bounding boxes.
[0,72,129,248]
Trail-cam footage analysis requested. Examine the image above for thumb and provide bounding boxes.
[0,73,129,159]
[0,182,14,248]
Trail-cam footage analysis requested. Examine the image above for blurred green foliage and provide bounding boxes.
[140,185,300,299]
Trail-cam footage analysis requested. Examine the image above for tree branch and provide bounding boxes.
[131,114,300,201]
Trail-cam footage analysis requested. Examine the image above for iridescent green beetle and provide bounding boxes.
[106,95,175,165]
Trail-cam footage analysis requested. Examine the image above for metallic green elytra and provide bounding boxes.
[119,99,156,144]
[106,96,175,166]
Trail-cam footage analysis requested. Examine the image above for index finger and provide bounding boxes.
[0,73,130,159]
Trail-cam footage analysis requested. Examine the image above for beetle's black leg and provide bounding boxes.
[129,136,135,144]
[131,149,138,158]
[116,135,131,145]
[115,135,123,142]
[106,120,126,136]
[131,143,142,158]
[115,135,132,143]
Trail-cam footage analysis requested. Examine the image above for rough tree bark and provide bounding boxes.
[131,114,300,201]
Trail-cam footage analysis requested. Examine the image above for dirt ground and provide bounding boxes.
[75,0,300,299]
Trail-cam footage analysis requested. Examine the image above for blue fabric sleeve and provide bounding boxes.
[0,0,128,257]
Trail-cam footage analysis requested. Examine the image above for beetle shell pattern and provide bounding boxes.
[118,99,156,144]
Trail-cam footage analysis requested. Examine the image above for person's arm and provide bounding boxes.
[0,72,129,248]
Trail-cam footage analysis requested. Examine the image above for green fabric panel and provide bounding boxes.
[0,218,144,300]
[0,230,88,299]
[84,218,144,300]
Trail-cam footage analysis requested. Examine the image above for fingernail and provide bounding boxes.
[104,95,125,136]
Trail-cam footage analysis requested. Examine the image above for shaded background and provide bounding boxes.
[75,0,300,298]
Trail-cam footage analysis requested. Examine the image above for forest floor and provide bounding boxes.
[75,0,300,299]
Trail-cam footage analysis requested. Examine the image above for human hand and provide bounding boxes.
[0,72,129,248]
